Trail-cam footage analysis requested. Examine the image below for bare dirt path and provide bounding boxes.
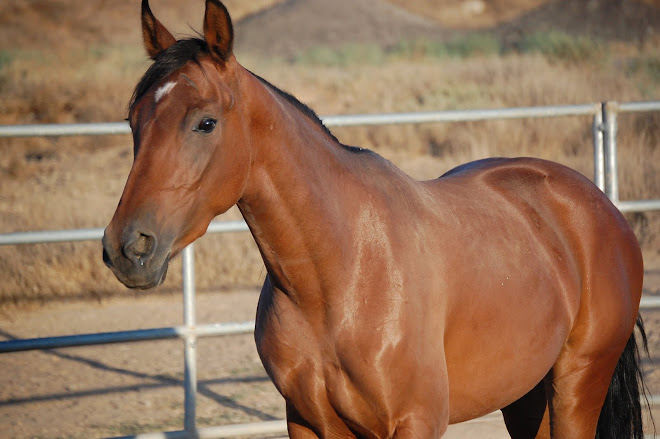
[1,286,659,438]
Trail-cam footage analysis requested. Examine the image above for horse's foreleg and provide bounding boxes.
[287,421,321,439]
[286,402,358,439]
[286,402,321,439]
[392,377,450,438]
[392,414,448,439]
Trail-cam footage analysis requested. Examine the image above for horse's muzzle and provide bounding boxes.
[102,228,170,289]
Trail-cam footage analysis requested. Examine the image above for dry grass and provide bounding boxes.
[1,1,659,305]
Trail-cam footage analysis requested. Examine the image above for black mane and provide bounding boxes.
[255,77,368,154]
[130,38,367,153]
[248,71,341,144]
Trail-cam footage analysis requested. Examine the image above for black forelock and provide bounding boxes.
[129,38,208,110]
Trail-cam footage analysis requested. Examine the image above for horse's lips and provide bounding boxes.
[127,263,169,290]
[105,250,171,290]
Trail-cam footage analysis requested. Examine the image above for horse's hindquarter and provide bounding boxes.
[429,157,643,422]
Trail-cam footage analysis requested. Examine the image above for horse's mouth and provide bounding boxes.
[103,245,171,290]
[114,260,169,290]
[125,265,169,290]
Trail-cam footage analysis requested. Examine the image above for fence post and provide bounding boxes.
[592,106,605,191]
[182,244,197,436]
[602,101,620,204]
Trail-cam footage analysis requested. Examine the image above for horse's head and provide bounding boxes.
[103,0,249,289]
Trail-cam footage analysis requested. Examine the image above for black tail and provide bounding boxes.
[596,315,654,439]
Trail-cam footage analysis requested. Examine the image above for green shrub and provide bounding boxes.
[294,43,385,66]
[295,34,502,66]
[390,39,448,59]
[627,56,660,83]
[518,31,602,63]
[0,50,12,70]
[391,35,501,60]
[444,34,501,58]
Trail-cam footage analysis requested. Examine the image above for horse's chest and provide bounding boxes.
[255,295,400,437]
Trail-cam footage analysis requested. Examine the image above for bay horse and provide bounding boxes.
[102,1,650,437]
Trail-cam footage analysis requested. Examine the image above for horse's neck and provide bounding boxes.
[236,75,357,302]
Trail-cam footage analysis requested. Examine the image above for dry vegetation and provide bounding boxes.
[0,0,659,306]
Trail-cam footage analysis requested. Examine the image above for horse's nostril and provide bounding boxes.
[123,232,157,265]
[133,233,155,257]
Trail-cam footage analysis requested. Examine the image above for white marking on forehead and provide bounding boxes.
[154,81,177,103]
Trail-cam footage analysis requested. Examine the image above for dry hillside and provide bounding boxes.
[235,0,660,58]
[0,0,282,50]
[234,0,441,58]
[389,0,660,42]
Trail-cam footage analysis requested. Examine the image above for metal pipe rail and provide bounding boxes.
[0,121,130,138]
[4,296,660,354]
[2,101,658,212]
[0,220,249,246]
[599,101,660,211]
[2,101,660,439]
[595,101,660,211]
[0,104,601,138]
[0,320,255,353]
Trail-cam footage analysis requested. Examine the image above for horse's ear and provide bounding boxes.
[204,0,234,63]
[141,0,176,59]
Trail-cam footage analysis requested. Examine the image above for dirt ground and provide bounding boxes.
[2,280,660,439]
[0,288,506,438]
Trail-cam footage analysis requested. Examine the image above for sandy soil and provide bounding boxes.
[2,285,660,439]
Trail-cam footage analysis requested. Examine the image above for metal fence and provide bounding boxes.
[1,101,660,439]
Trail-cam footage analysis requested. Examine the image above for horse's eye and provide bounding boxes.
[194,118,217,134]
